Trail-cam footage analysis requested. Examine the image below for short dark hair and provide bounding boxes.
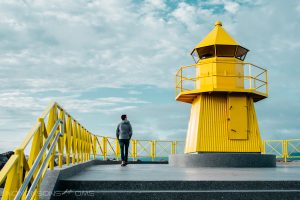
[121,114,127,120]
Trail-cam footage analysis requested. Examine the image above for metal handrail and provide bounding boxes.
[19,123,41,150]
[14,119,63,200]
[175,62,268,96]
[25,125,63,200]
[182,61,266,71]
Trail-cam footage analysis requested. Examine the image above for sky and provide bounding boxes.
[0,0,300,152]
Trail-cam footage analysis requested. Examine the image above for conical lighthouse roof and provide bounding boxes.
[194,20,239,49]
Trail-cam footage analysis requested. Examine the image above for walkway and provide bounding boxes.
[62,163,300,181]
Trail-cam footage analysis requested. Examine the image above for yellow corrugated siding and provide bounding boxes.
[184,95,201,153]
[184,93,262,153]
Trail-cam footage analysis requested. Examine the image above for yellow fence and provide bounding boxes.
[0,102,95,200]
[262,139,300,162]
[93,137,184,161]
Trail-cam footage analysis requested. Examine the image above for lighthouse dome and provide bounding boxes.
[191,21,248,63]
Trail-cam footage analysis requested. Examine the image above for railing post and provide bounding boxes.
[49,149,55,170]
[93,135,97,160]
[58,120,64,168]
[78,125,82,163]
[180,68,183,92]
[102,137,107,160]
[150,140,156,161]
[249,64,252,89]
[132,140,137,161]
[115,139,120,161]
[47,106,57,170]
[175,73,178,95]
[150,141,153,161]
[65,149,70,166]
[2,154,19,200]
[84,130,88,162]
[72,150,76,164]
[71,120,76,164]
[171,141,177,155]
[88,134,92,161]
[284,140,288,163]
[65,116,71,166]
[15,148,23,190]
[266,70,268,96]
[254,73,256,89]
[57,119,67,168]
[262,140,266,154]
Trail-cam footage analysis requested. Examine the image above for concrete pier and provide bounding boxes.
[59,163,300,181]
[45,162,300,200]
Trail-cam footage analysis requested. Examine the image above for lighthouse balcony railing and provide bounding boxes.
[175,61,268,97]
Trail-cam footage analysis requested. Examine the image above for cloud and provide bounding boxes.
[128,90,142,95]
[0,0,299,153]
[224,1,239,14]
[0,91,148,113]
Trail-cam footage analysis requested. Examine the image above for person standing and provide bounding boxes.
[116,114,132,166]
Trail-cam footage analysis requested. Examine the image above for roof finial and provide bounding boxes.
[215,20,222,26]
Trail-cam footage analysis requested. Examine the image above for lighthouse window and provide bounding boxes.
[191,49,200,63]
[196,45,215,60]
[216,45,236,57]
[235,46,248,61]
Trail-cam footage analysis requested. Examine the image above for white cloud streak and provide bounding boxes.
[0,0,300,152]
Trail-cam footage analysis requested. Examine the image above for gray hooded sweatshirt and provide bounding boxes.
[116,120,132,140]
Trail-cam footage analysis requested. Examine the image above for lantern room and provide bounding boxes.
[191,21,249,63]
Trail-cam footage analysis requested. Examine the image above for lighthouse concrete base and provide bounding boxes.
[169,153,276,168]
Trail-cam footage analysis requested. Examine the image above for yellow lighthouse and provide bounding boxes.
[170,21,275,167]
[169,21,276,167]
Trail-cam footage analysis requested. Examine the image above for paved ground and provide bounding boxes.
[61,163,300,181]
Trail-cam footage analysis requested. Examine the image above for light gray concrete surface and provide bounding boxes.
[40,160,96,200]
[61,163,300,181]
[0,188,3,198]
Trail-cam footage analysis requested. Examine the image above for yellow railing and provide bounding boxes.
[93,137,184,161]
[0,102,183,200]
[262,139,300,162]
[93,138,297,164]
[175,62,268,97]
[0,102,96,200]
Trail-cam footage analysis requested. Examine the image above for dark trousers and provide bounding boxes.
[119,139,130,162]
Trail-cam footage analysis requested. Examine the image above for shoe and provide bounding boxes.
[124,161,128,166]
[121,161,126,167]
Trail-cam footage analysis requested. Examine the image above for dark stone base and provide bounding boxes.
[169,153,276,168]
